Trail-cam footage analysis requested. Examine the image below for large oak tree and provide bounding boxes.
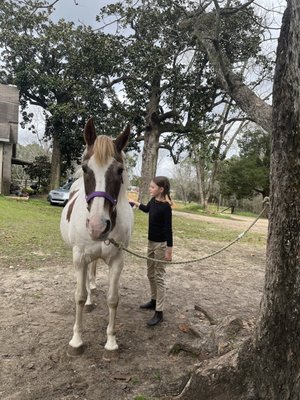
[175,1,300,398]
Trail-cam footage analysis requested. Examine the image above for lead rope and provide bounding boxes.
[106,198,269,265]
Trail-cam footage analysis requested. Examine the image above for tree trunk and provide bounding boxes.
[139,126,159,203]
[204,158,219,207]
[173,2,300,399]
[248,2,300,397]
[50,133,61,190]
[192,144,205,207]
[138,71,162,203]
[195,160,205,207]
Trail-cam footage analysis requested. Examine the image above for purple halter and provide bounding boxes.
[86,191,117,205]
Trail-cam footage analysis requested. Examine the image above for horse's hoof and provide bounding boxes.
[84,303,96,313]
[67,344,85,356]
[105,341,118,351]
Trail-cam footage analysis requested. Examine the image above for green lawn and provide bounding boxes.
[174,200,259,219]
[0,196,71,268]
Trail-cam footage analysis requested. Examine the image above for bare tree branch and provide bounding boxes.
[28,0,60,17]
[219,0,256,15]
[180,7,273,133]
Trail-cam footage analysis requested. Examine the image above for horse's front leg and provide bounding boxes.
[69,249,88,354]
[105,253,123,351]
[84,261,97,312]
[88,260,97,290]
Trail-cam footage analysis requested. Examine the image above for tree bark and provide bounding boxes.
[138,71,162,202]
[195,159,205,207]
[139,125,159,203]
[191,143,205,206]
[248,1,300,397]
[50,132,61,190]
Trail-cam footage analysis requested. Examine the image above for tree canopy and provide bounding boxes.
[96,0,271,200]
[219,129,270,199]
[0,0,128,187]
[25,155,51,190]
[0,0,275,194]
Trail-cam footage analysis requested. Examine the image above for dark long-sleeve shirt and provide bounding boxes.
[139,198,173,247]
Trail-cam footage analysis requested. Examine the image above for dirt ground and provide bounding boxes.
[0,212,268,400]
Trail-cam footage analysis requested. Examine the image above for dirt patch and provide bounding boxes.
[0,214,267,400]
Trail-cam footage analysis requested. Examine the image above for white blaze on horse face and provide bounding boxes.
[85,156,112,241]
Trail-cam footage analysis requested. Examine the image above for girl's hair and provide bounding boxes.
[153,176,173,205]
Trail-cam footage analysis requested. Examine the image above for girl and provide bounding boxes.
[132,176,173,326]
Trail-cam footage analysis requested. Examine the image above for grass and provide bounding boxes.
[174,200,258,219]
[0,196,71,268]
[0,195,266,269]
[173,215,265,245]
[134,208,266,247]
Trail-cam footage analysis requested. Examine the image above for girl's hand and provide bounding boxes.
[129,199,140,207]
[165,247,172,261]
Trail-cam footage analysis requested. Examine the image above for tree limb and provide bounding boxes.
[183,19,272,133]
[219,0,256,15]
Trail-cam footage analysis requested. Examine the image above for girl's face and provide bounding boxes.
[149,181,164,198]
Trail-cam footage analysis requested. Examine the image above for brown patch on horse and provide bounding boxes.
[105,160,124,201]
[104,160,125,229]
[69,189,79,202]
[82,164,96,211]
[66,190,79,222]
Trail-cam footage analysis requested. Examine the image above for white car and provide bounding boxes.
[47,180,73,206]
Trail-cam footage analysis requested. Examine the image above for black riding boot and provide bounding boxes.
[140,299,156,310]
[147,311,163,326]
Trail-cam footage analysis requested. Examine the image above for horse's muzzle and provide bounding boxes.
[86,216,111,240]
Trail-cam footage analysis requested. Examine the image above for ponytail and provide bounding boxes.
[165,193,173,206]
[153,176,173,206]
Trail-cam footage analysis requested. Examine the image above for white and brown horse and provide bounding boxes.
[60,118,133,354]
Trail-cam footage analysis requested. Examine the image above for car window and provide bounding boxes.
[61,181,73,190]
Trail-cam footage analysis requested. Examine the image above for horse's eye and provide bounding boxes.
[82,164,88,173]
[117,167,124,175]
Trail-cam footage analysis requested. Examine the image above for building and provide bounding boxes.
[0,84,19,195]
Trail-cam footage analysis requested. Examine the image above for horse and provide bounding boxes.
[60,118,134,355]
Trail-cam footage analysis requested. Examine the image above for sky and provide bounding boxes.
[51,0,107,28]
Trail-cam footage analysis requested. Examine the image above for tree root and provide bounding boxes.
[171,350,244,400]
[194,304,217,325]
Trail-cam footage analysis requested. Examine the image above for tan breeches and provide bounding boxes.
[147,241,167,312]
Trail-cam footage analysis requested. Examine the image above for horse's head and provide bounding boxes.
[82,118,130,241]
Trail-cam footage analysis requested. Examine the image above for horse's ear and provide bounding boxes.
[114,123,130,153]
[84,117,97,146]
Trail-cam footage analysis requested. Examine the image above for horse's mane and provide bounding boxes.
[93,135,116,166]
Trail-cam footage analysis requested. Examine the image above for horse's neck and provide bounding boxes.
[73,167,83,179]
